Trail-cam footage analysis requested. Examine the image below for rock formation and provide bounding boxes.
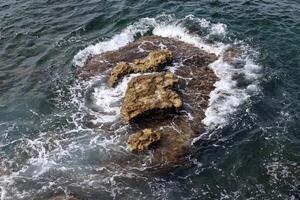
[78,35,218,169]
[128,128,161,152]
[132,49,172,72]
[121,72,182,122]
[108,49,172,87]
[107,62,132,87]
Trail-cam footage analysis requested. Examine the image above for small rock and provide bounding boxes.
[121,72,182,122]
[108,49,172,87]
[132,49,172,72]
[108,62,133,87]
[128,128,161,152]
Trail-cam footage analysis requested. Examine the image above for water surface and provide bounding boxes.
[0,0,299,199]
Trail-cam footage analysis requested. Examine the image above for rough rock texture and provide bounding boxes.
[108,62,132,87]
[78,35,219,169]
[132,49,172,72]
[128,128,161,152]
[121,72,182,122]
[108,49,172,87]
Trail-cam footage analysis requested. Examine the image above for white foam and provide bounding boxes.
[202,53,261,128]
[186,15,227,37]
[90,73,142,123]
[72,14,227,67]
[153,24,225,55]
[0,186,7,200]
[197,18,211,28]
[210,23,227,36]
[73,18,157,67]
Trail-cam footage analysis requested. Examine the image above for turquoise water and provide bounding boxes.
[0,0,300,199]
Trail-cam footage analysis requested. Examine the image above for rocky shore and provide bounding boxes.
[77,35,218,168]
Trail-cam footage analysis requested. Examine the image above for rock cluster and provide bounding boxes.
[107,49,181,153]
[78,35,218,168]
[108,49,172,87]
[106,49,181,153]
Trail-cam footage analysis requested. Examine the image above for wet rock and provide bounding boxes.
[78,35,218,169]
[223,47,242,64]
[121,72,182,122]
[132,49,172,72]
[128,128,161,152]
[108,61,132,87]
[108,49,172,87]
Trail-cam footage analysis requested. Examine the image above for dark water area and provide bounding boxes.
[0,0,300,199]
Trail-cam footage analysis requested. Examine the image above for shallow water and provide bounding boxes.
[0,0,300,199]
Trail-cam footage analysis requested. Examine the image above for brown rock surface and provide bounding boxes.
[121,72,182,122]
[132,49,172,72]
[128,128,161,152]
[108,61,133,87]
[107,49,172,87]
[78,35,219,169]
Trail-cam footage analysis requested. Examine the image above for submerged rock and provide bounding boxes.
[78,35,218,169]
[223,47,242,64]
[128,128,161,152]
[108,49,172,87]
[121,72,182,122]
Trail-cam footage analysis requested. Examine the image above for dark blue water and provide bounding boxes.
[0,1,299,199]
